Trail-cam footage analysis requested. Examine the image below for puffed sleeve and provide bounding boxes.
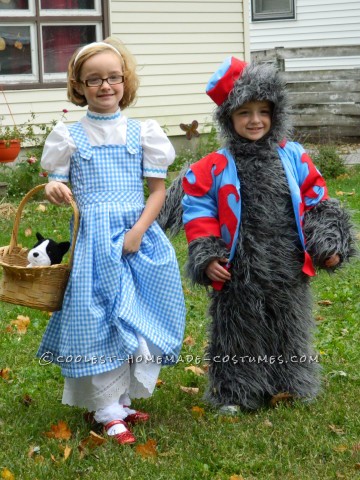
[141,119,175,178]
[41,122,76,182]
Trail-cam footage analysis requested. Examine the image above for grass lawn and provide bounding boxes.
[0,167,359,480]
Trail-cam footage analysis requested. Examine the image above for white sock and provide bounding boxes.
[106,422,127,436]
[94,401,128,424]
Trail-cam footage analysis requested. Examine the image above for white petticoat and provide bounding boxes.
[62,335,162,411]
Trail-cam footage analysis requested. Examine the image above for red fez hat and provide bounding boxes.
[206,56,248,106]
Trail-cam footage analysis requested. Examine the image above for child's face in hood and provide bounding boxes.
[231,100,272,142]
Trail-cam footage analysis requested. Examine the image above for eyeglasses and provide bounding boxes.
[81,75,124,87]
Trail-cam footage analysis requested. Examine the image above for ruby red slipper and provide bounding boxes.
[104,419,136,445]
[124,408,150,425]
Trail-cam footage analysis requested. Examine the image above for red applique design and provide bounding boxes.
[182,153,228,197]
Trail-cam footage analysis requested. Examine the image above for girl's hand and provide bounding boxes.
[45,181,72,205]
[123,227,143,254]
[324,254,341,268]
[205,258,231,283]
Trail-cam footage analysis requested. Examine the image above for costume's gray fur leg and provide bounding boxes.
[205,278,320,410]
[304,199,357,269]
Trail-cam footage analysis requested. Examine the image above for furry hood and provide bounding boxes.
[214,62,292,148]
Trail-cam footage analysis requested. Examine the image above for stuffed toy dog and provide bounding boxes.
[27,232,70,267]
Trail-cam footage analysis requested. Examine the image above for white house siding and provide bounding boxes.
[1,0,249,141]
[249,0,360,68]
[111,0,250,136]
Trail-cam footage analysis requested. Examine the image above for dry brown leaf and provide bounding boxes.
[183,336,196,346]
[315,315,325,322]
[333,445,348,453]
[44,420,72,440]
[28,445,41,458]
[180,386,199,395]
[229,475,245,480]
[0,368,10,381]
[135,439,157,458]
[10,315,30,334]
[63,445,72,461]
[156,379,165,388]
[318,300,333,306]
[50,454,58,463]
[1,468,15,480]
[270,392,294,407]
[336,190,355,197]
[24,228,32,237]
[355,463,360,470]
[352,443,360,454]
[79,430,106,451]
[185,366,205,376]
[263,419,273,428]
[36,204,47,212]
[21,394,33,407]
[221,416,240,423]
[191,406,205,417]
[329,424,345,435]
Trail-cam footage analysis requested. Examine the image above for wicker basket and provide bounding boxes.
[0,184,79,312]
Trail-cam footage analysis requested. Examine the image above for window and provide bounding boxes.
[252,0,295,22]
[0,0,108,87]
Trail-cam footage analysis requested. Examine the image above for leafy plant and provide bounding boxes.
[313,144,347,179]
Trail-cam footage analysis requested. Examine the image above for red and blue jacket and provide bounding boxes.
[182,141,329,289]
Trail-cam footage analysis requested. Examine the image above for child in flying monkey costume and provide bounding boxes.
[178,57,356,411]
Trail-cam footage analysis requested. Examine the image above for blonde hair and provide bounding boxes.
[67,37,139,110]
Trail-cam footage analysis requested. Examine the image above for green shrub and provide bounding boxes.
[313,144,346,179]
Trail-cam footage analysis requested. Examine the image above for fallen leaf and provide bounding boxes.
[335,190,355,197]
[156,379,165,388]
[63,445,72,461]
[329,424,345,435]
[0,368,10,381]
[315,315,325,322]
[336,473,346,479]
[79,430,106,451]
[270,392,294,407]
[135,439,157,458]
[355,463,360,470]
[263,419,273,428]
[352,443,360,454]
[333,445,348,453]
[185,366,205,376]
[44,420,72,440]
[221,416,240,423]
[21,394,34,407]
[180,386,199,395]
[229,475,245,480]
[183,336,196,346]
[36,204,46,212]
[1,468,15,480]
[25,228,32,237]
[28,445,40,458]
[318,300,333,306]
[50,454,58,463]
[10,315,30,334]
[191,406,205,417]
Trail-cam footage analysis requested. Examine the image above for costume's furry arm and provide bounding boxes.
[303,198,357,269]
[186,236,229,285]
[157,165,189,236]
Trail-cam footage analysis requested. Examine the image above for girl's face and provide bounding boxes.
[231,100,272,141]
[76,51,124,114]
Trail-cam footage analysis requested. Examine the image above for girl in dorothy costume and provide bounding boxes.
[38,38,186,444]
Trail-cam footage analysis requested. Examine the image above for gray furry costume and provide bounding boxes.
[159,58,356,410]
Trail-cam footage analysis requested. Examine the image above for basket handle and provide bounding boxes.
[9,183,80,268]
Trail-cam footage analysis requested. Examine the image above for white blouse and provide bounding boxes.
[41,109,175,181]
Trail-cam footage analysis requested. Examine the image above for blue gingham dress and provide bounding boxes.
[37,119,186,378]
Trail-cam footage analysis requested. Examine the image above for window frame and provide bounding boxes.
[0,0,109,90]
[251,0,295,22]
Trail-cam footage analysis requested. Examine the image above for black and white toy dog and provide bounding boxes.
[27,232,70,267]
